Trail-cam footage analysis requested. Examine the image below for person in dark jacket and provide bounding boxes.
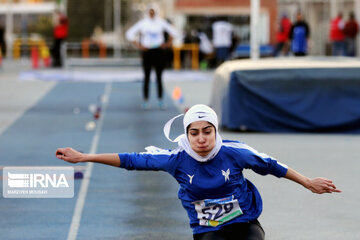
[0,23,6,57]
[289,12,310,56]
[344,12,359,56]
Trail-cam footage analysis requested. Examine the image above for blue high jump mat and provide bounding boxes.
[211,57,360,133]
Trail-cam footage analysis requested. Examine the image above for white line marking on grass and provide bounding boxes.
[67,82,112,240]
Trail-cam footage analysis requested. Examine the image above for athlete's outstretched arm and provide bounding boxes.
[285,168,341,194]
[55,147,120,167]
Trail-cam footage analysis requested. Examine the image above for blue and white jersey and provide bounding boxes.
[290,21,309,54]
[118,140,288,235]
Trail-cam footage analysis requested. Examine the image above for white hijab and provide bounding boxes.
[145,3,160,19]
[163,104,223,162]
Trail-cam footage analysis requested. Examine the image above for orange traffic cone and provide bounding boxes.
[31,46,39,69]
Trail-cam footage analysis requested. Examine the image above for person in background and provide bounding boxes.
[163,18,174,69]
[183,28,200,69]
[329,13,346,56]
[273,13,292,57]
[289,12,310,56]
[52,10,69,67]
[126,4,177,110]
[344,12,359,57]
[212,18,233,66]
[197,29,213,68]
[0,22,6,58]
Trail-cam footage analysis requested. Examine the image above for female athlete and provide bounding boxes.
[56,104,341,240]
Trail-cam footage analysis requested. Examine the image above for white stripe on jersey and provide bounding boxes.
[140,145,184,155]
[222,141,288,169]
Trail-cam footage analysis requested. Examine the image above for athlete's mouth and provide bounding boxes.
[197,146,208,150]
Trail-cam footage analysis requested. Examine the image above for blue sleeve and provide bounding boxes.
[244,152,287,178]
[118,152,177,176]
[240,147,288,178]
[222,141,288,178]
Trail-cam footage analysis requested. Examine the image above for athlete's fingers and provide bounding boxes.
[323,179,341,192]
[317,180,341,194]
[331,188,342,193]
[55,148,66,157]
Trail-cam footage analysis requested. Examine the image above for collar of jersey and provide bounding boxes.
[177,133,222,162]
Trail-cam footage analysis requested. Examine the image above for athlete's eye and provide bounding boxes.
[190,131,198,136]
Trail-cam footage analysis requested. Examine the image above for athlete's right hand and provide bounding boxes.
[56,147,84,164]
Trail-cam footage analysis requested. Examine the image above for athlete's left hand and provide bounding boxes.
[307,177,342,194]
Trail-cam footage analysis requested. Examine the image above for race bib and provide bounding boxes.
[146,31,161,48]
[193,196,243,227]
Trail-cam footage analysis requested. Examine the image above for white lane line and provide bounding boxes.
[67,82,112,240]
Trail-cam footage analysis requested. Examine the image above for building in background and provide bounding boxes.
[172,0,277,47]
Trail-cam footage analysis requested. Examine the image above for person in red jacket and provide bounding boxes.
[329,13,345,56]
[52,10,68,67]
[344,12,359,56]
[273,14,292,56]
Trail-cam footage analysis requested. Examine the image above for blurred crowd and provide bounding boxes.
[273,11,358,57]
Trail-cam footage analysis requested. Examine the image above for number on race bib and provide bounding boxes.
[201,203,233,221]
[193,196,243,227]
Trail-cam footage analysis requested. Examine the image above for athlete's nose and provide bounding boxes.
[198,133,206,143]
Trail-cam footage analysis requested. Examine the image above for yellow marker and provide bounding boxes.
[209,220,219,227]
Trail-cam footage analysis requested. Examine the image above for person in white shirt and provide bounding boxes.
[126,5,177,110]
[212,19,234,66]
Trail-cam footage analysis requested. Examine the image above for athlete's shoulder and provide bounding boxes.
[222,139,249,149]
[222,140,275,160]
[136,18,151,27]
[221,140,261,156]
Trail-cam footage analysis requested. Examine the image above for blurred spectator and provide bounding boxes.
[91,25,103,43]
[212,18,233,66]
[52,10,69,67]
[184,28,200,45]
[0,23,5,57]
[344,12,359,57]
[126,4,177,110]
[197,29,213,67]
[273,14,292,56]
[182,28,200,68]
[289,12,310,56]
[163,19,174,69]
[329,13,345,56]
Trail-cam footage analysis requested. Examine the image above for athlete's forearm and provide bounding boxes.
[284,168,311,189]
[84,153,121,167]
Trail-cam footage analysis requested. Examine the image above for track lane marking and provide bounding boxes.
[67,82,112,240]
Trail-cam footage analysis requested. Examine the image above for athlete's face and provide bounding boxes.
[149,9,155,18]
[187,121,216,157]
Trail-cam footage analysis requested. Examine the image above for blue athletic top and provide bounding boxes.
[118,140,288,234]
